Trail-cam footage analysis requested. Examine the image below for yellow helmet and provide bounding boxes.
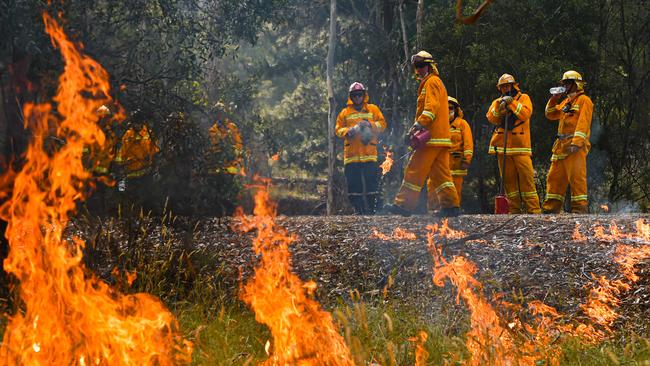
[448,96,460,107]
[560,70,586,91]
[411,50,439,74]
[411,50,435,64]
[561,70,583,82]
[497,74,516,87]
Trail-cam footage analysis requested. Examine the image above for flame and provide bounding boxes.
[380,151,394,175]
[371,227,417,241]
[408,331,429,366]
[600,204,609,213]
[572,223,587,241]
[270,152,280,162]
[578,219,650,338]
[0,14,191,365]
[427,225,518,365]
[614,244,650,282]
[427,223,575,365]
[237,183,353,365]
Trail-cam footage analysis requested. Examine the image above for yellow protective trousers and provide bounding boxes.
[542,149,588,213]
[395,147,459,211]
[427,175,464,211]
[496,154,541,214]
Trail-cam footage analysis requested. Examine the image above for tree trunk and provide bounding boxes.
[326,0,338,215]
[398,0,409,62]
[415,0,424,49]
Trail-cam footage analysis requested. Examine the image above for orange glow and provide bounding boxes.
[372,227,417,241]
[600,204,609,213]
[0,14,191,365]
[614,243,650,282]
[409,331,429,366]
[427,225,519,365]
[578,219,650,339]
[270,152,280,162]
[380,151,394,175]
[236,184,353,365]
[572,223,587,241]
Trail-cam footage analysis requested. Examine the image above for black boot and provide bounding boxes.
[349,195,366,215]
[438,207,460,218]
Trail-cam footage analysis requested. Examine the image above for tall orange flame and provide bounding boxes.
[237,184,353,365]
[0,14,191,365]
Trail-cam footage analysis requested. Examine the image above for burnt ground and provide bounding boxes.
[72,213,650,336]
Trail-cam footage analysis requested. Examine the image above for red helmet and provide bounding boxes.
[348,82,366,93]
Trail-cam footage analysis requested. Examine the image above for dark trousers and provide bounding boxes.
[344,162,380,214]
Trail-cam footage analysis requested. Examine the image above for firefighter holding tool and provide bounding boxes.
[382,51,460,217]
[486,74,541,214]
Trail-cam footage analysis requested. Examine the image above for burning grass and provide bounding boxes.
[3,210,650,364]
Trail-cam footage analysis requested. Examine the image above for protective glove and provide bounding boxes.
[346,125,360,138]
[501,96,514,105]
[359,120,372,129]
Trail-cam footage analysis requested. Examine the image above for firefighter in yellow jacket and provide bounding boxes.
[428,96,473,210]
[115,122,159,179]
[208,106,244,176]
[335,82,386,214]
[383,51,460,217]
[542,71,594,213]
[486,74,541,214]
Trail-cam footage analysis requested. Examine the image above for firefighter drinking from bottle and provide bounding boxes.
[486,74,541,214]
[428,96,473,211]
[542,70,594,213]
[335,82,386,214]
[383,51,460,217]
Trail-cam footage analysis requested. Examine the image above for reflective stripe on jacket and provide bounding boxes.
[486,92,533,155]
[335,94,386,165]
[544,92,594,161]
[416,73,451,147]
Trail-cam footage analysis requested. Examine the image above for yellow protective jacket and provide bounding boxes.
[335,94,386,165]
[208,119,244,174]
[486,91,533,155]
[416,73,451,147]
[449,115,473,176]
[544,92,594,161]
[115,125,159,178]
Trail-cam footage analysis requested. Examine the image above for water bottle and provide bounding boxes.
[549,86,566,95]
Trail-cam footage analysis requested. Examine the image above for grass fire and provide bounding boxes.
[1,2,650,365]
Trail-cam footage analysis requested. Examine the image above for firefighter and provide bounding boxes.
[114,119,159,184]
[383,51,460,217]
[208,104,244,176]
[542,70,594,213]
[486,74,541,214]
[83,105,118,211]
[428,96,473,210]
[335,82,386,214]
